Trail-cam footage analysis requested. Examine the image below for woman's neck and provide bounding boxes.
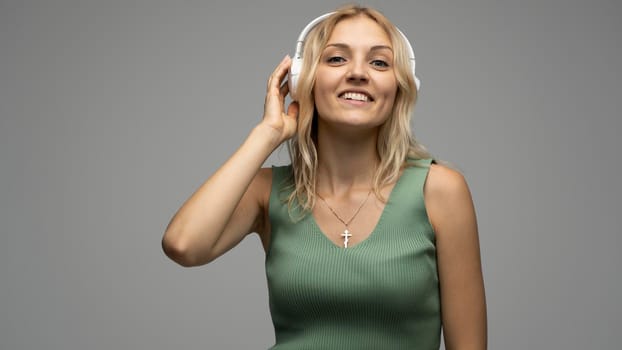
[315,126,379,196]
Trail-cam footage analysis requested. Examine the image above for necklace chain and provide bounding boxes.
[317,189,372,248]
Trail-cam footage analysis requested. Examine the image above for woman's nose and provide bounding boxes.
[346,61,369,83]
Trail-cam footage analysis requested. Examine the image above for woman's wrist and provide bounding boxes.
[252,123,289,151]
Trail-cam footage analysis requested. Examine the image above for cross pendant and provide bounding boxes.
[341,229,352,248]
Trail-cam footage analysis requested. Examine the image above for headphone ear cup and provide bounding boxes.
[288,56,303,101]
[412,65,421,91]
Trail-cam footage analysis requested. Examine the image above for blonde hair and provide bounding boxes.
[286,4,434,216]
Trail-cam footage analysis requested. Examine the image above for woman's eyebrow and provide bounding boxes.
[325,43,393,52]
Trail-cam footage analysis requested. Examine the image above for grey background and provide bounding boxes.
[1,0,620,349]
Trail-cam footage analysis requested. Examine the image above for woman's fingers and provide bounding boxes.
[260,55,297,142]
[267,55,291,93]
[286,101,299,118]
[264,55,294,116]
[279,80,290,98]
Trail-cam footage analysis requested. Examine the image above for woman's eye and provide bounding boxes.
[327,56,346,64]
[371,60,389,68]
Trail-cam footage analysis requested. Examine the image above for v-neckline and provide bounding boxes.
[308,167,409,250]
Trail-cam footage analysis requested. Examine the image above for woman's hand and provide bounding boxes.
[260,55,299,144]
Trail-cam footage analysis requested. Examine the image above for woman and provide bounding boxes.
[162,5,486,349]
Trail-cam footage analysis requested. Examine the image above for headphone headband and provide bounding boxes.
[289,12,421,100]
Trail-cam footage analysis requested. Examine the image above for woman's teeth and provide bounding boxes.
[341,92,370,102]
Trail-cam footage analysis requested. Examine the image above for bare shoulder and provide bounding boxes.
[246,167,274,243]
[250,167,273,208]
[254,167,273,187]
[424,163,470,196]
[424,163,476,235]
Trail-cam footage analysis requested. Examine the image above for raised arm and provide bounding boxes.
[162,55,299,267]
[424,164,487,350]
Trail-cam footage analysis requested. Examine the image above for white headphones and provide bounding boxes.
[288,12,421,100]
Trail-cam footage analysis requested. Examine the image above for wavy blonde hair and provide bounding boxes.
[286,4,434,216]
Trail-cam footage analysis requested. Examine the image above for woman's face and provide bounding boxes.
[314,15,398,130]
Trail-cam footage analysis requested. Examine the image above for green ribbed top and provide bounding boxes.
[265,159,440,350]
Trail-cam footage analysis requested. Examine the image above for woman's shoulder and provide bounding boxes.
[425,162,470,200]
[256,167,274,184]
[400,158,466,199]
[248,167,275,207]
[424,162,475,233]
[253,165,293,198]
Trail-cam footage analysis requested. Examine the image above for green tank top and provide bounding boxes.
[265,159,440,350]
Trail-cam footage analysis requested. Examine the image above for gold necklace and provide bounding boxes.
[316,189,373,248]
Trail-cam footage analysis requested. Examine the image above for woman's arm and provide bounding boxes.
[425,164,487,350]
[161,55,298,267]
